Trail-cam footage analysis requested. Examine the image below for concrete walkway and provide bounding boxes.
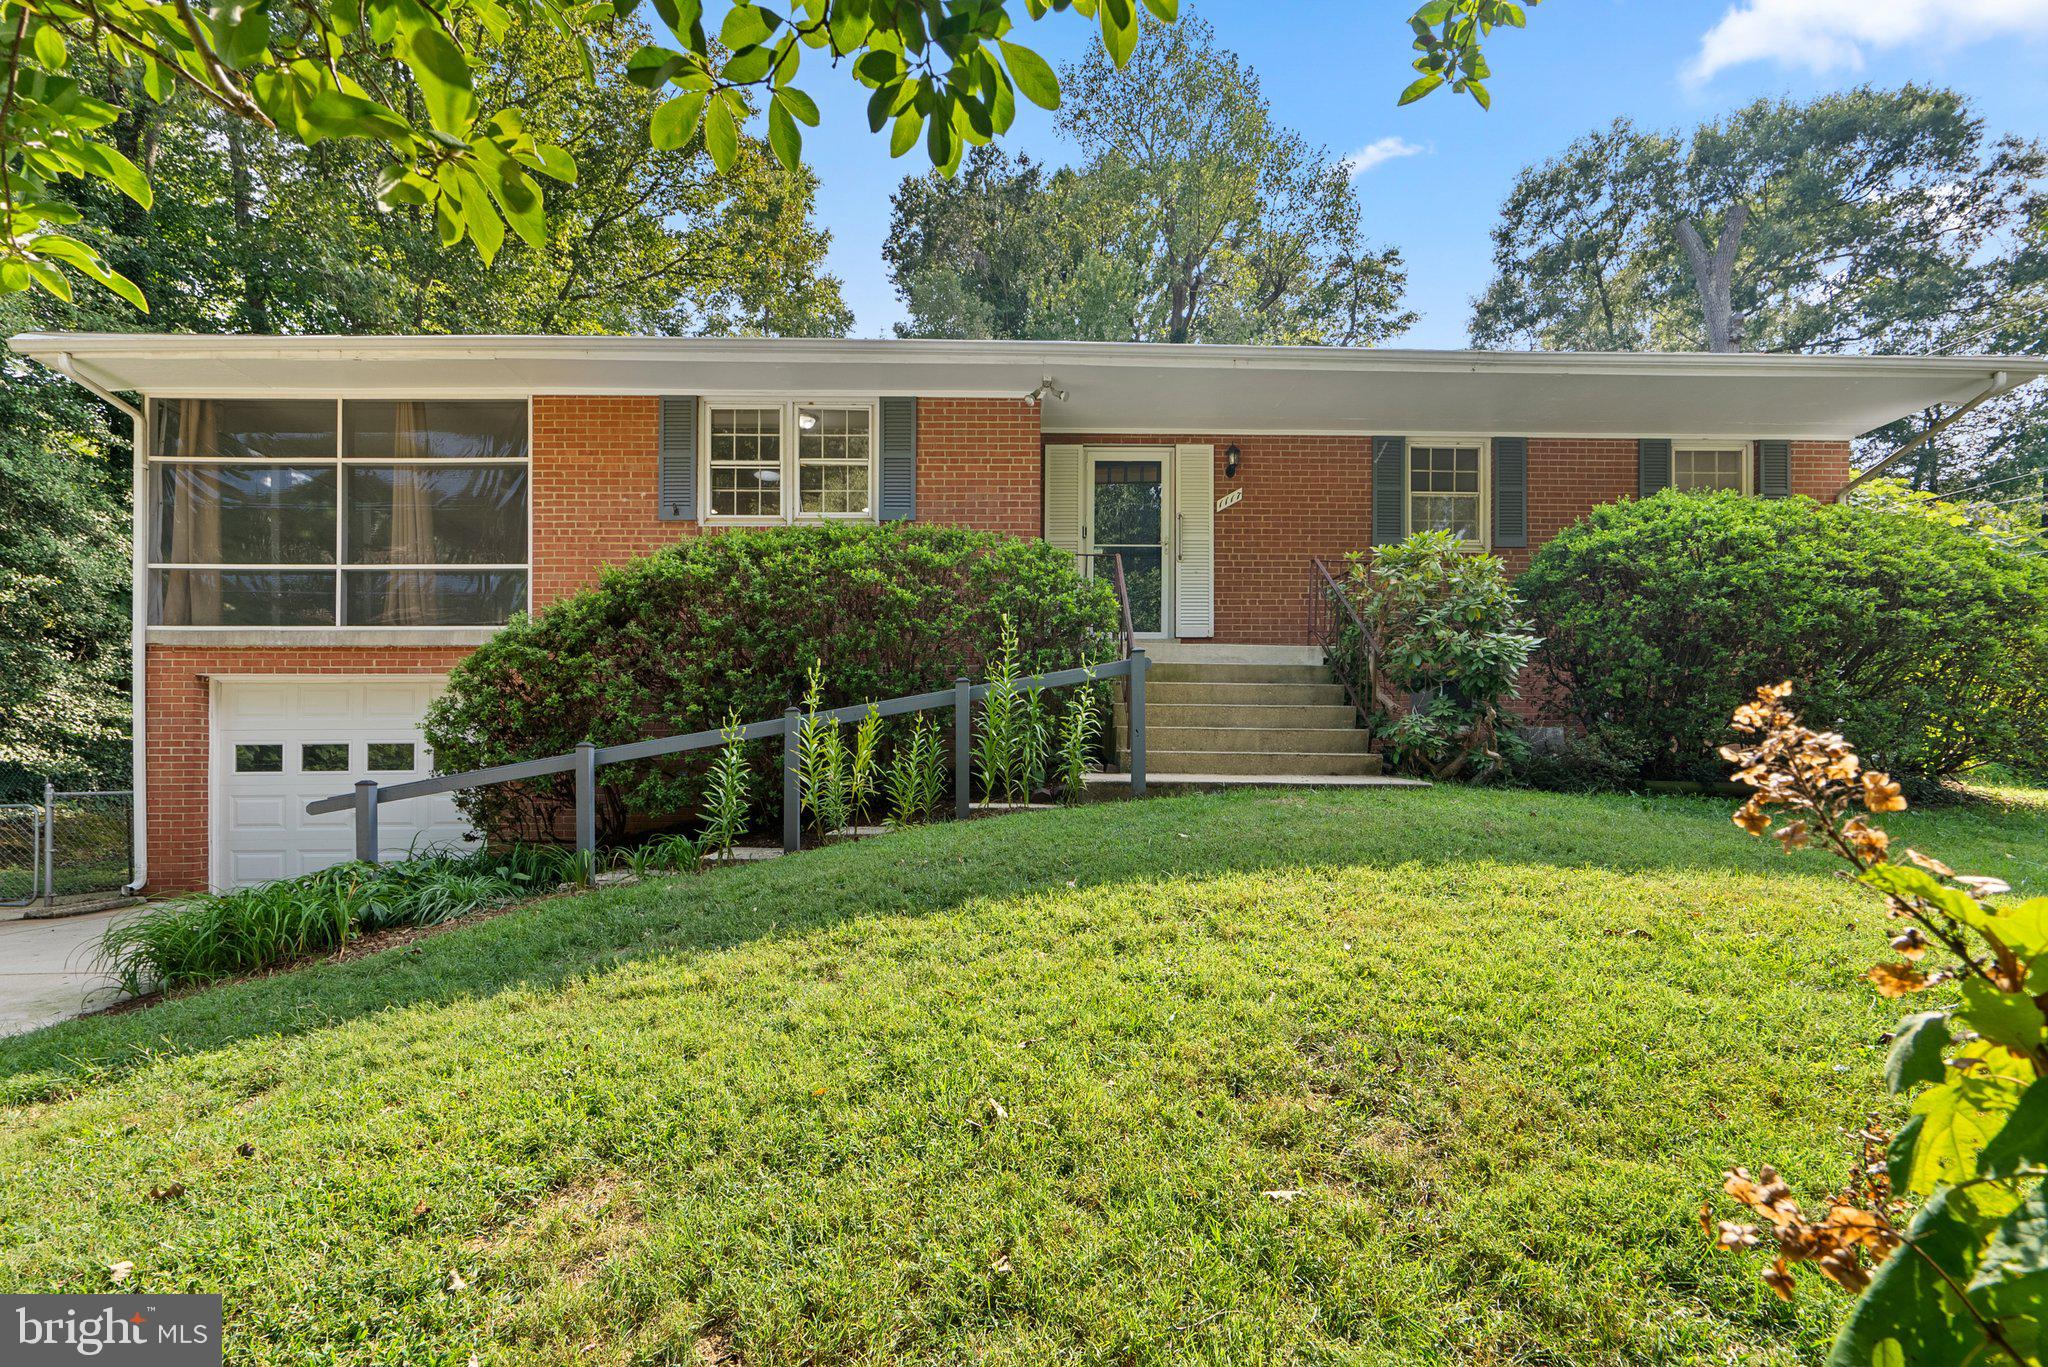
[0,905,138,1037]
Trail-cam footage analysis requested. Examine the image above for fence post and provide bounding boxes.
[954,677,972,819]
[782,708,802,854]
[41,781,55,909]
[353,780,380,865]
[1129,650,1148,798]
[573,741,597,875]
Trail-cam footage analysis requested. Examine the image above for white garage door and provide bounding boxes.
[213,678,476,889]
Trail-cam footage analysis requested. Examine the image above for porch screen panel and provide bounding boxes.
[148,398,530,627]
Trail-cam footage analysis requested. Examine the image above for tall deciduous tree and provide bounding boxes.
[1473,87,2045,357]
[1471,87,2048,495]
[887,15,1412,345]
[0,299,127,798]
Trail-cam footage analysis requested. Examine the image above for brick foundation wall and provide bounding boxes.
[915,398,1043,536]
[142,646,473,894]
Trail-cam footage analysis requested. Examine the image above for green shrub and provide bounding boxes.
[1519,491,2048,784]
[96,846,559,994]
[1329,531,1539,780]
[425,523,1118,839]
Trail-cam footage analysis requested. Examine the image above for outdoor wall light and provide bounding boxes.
[1224,444,1241,478]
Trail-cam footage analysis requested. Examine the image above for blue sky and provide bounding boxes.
[790,0,2048,346]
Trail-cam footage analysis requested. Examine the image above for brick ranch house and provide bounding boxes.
[15,333,2044,894]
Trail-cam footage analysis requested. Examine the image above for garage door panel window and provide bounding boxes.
[301,743,349,772]
[233,743,284,773]
[149,399,529,627]
[367,742,417,771]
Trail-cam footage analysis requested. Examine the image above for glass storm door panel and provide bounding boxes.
[1089,457,1166,634]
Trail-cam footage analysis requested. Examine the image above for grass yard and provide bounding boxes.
[2,785,2043,1363]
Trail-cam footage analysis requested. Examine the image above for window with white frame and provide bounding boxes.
[1673,444,1750,493]
[704,401,875,521]
[147,399,529,627]
[1407,441,1487,544]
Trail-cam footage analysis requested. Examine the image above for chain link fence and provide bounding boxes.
[0,804,39,907]
[0,789,133,910]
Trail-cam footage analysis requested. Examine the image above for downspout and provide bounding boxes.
[1844,370,2016,494]
[48,353,150,896]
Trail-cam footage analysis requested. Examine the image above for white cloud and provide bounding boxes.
[1687,0,2048,85]
[1342,136,1427,178]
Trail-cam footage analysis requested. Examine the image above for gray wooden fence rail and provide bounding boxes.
[307,652,1149,871]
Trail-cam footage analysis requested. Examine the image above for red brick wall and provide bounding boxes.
[915,398,1043,536]
[143,646,472,894]
[1050,432,1373,644]
[1049,435,1859,641]
[1793,440,1854,500]
[531,395,676,607]
[529,395,1046,605]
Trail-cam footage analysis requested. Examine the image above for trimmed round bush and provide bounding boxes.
[425,523,1120,838]
[1517,491,2048,785]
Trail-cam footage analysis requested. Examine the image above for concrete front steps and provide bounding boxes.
[1116,646,1384,781]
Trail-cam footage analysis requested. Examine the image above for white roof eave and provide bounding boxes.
[12,332,2046,440]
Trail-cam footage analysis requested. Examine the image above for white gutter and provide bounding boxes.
[49,353,149,896]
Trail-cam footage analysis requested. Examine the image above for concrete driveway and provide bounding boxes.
[0,905,139,1037]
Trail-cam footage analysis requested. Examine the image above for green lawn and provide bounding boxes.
[2,785,2043,1363]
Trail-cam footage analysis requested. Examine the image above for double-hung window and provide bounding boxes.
[1672,443,1751,494]
[703,401,875,521]
[148,398,530,627]
[1407,440,1488,546]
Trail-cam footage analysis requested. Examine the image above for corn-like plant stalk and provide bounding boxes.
[698,712,753,863]
[797,659,851,839]
[1017,686,1051,802]
[885,714,933,827]
[974,615,1023,805]
[848,705,883,829]
[1058,670,1104,804]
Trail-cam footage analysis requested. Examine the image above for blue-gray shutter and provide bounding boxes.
[1492,436,1529,547]
[657,396,697,521]
[878,396,917,521]
[1759,439,1792,498]
[1371,436,1406,545]
[1638,438,1673,497]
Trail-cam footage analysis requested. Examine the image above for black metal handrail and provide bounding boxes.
[307,653,1151,871]
[1308,556,1380,730]
[1089,550,1137,662]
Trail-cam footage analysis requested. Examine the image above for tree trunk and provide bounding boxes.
[227,125,272,333]
[1675,203,1748,352]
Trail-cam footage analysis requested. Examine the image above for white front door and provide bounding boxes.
[1085,446,1172,636]
[211,678,475,889]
